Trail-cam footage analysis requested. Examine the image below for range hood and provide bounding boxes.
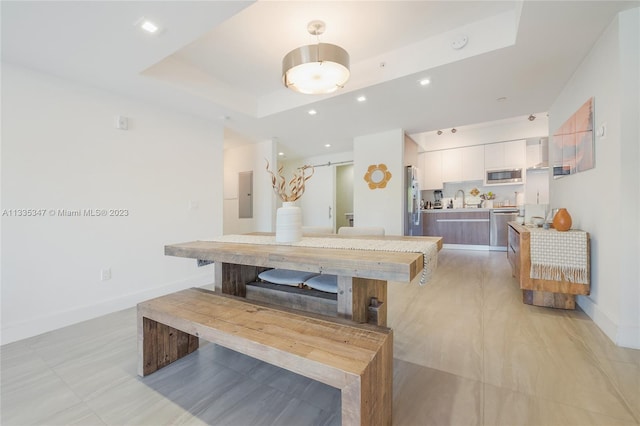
[528,137,549,170]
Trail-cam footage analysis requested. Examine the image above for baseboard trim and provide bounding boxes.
[1,273,213,345]
[576,295,640,349]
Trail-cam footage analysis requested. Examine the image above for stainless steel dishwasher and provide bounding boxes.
[490,209,518,250]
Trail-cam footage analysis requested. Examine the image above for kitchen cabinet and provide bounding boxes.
[441,148,462,182]
[420,151,443,190]
[485,140,526,170]
[424,211,490,245]
[526,144,541,169]
[422,211,438,236]
[430,145,484,185]
[461,145,484,181]
[507,222,590,309]
[507,223,521,278]
[421,140,522,188]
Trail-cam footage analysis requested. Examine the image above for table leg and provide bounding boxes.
[217,263,268,297]
[337,276,388,327]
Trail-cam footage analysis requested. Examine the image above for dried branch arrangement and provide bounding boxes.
[265,160,314,202]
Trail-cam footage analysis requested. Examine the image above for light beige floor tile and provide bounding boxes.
[393,307,484,381]
[0,340,34,363]
[595,358,640,422]
[393,358,483,426]
[484,382,638,426]
[484,319,638,423]
[40,403,107,426]
[1,351,83,425]
[82,374,203,425]
[389,250,484,381]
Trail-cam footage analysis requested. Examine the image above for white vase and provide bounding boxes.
[276,201,302,243]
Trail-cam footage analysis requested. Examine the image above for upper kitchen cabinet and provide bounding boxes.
[461,145,484,181]
[441,148,462,182]
[442,146,484,182]
[485,140,526,170]
[420,151,443,190]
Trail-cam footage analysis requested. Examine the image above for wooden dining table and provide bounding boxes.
[165,233,442,327]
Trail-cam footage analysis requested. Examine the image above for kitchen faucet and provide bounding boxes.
[455,189,465,208]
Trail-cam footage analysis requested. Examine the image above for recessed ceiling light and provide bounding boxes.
[419,78,430,86]
[325,144,331,148]
[308,109,317,116]
[357,95,366,102]
[278,152,285,156]
[136,17,160,33]
[142,21,158,33]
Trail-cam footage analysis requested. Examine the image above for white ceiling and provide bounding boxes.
[2,1,637,159]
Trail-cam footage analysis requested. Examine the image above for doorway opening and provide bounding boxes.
[335,164,354,230]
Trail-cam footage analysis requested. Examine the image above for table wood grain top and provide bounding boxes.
[165,234,442,283]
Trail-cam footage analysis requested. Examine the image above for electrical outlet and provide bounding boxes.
[115,115,128,130]
[100,268,112,281]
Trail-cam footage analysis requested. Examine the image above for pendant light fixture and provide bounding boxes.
[282,20,350,95]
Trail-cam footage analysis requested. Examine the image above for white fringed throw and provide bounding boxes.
[210,234,439,286]
[529,228,588,284]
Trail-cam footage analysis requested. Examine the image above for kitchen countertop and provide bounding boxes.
[421,207,518,213]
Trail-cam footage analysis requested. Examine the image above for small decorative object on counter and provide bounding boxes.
[266,160,314,243]
[552,208,572,231]
[480,191,496,200]
[531,216,545,227]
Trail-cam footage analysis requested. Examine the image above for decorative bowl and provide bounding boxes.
[531,216,545,227]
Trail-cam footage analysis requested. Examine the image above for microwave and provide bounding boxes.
[485,168,523,185]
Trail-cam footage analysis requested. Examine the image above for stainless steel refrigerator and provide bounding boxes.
[404,165,422,236]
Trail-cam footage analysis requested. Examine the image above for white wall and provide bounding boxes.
[353,129,404,235]
[1,64,223,344]
[223,140,276,234]
[549,8,639,348]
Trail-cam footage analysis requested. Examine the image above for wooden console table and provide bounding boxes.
[507,222,590,309]
[165,234,442,327]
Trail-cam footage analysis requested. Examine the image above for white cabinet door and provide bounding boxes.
[526,144,540,169]
[484,143,505,170]
[421,151,443,190]
[299,165,335,229]
[504,139,526,169]
[485,140,525,170]
[461,145,484,181]
[442,148,462,183]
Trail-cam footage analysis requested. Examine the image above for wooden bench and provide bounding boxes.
[137,288,393,425]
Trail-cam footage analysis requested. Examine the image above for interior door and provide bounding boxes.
[299,165,335,230]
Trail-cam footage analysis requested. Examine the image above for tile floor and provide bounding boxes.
[1,249,639,425]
